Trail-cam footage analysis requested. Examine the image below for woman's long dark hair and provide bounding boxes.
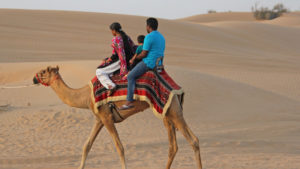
[110,22,134,68]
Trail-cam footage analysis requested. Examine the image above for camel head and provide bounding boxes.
[33,66,60,86]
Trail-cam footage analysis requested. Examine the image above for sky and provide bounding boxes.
[0,0,299,19]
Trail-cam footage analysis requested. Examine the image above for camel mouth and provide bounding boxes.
[33,76,40,85]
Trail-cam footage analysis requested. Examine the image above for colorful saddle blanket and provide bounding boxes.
[89,69,184,118]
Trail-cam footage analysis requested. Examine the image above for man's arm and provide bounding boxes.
[136,50,148,60]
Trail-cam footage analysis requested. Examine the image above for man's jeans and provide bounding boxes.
[127,61,149,101]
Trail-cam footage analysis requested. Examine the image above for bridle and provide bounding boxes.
[35,73,59,87]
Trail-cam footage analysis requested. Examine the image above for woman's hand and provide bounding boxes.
[100,59,106,65]
[101,57,113,66]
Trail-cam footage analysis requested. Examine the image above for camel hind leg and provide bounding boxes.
[177,119,202,169]
[167,96,203,169]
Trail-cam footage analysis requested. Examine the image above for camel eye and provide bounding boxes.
[42,70,46,74]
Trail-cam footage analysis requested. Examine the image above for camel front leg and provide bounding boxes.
[78,120,104,169]
[100,113,127,169]
[163,117,178,169]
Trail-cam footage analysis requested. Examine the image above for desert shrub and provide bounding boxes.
[208,10,217,14]
[252,3,288,20]
[273,3,288,14]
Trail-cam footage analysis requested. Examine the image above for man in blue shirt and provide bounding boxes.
[120,17,165,110]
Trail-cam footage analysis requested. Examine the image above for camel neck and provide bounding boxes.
[50,74,91,109]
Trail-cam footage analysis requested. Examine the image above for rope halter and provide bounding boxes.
[34,73,59,87]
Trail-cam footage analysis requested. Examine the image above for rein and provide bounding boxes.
[0,84,37,89]
[1,73,59,89]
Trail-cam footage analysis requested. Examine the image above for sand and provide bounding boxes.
[0,9,300,169]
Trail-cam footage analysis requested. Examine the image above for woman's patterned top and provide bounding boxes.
[111,35,135,77]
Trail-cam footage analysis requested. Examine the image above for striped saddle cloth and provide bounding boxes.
[90,69,184,118]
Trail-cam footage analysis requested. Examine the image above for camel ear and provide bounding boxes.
[47,66,51,72]
[56,65,59,72]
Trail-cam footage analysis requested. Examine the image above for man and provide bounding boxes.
[119,17,165,110]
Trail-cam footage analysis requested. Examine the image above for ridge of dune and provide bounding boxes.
[0,9,150,63]
[179,12,255,23]
[179,11,300,28]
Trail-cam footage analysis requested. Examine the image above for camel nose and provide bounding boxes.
[33,76,39,84]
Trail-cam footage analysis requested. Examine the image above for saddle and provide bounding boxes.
[107,57,165,122]
[91,56,183,120]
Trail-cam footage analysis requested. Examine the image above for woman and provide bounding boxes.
[96,22,135,96]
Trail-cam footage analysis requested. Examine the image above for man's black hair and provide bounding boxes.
[137,35,145,43]
[146,17,158,30]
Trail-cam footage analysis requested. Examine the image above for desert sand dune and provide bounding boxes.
[180,11,300,28]
[0,9,300,169]
[179,12,255,23]
[264,12,300,27]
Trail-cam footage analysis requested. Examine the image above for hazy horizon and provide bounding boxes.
[0,0,299,19]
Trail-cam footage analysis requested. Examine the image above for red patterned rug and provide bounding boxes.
[89,69,184,118]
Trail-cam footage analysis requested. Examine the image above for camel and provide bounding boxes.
[33,66,202,169]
